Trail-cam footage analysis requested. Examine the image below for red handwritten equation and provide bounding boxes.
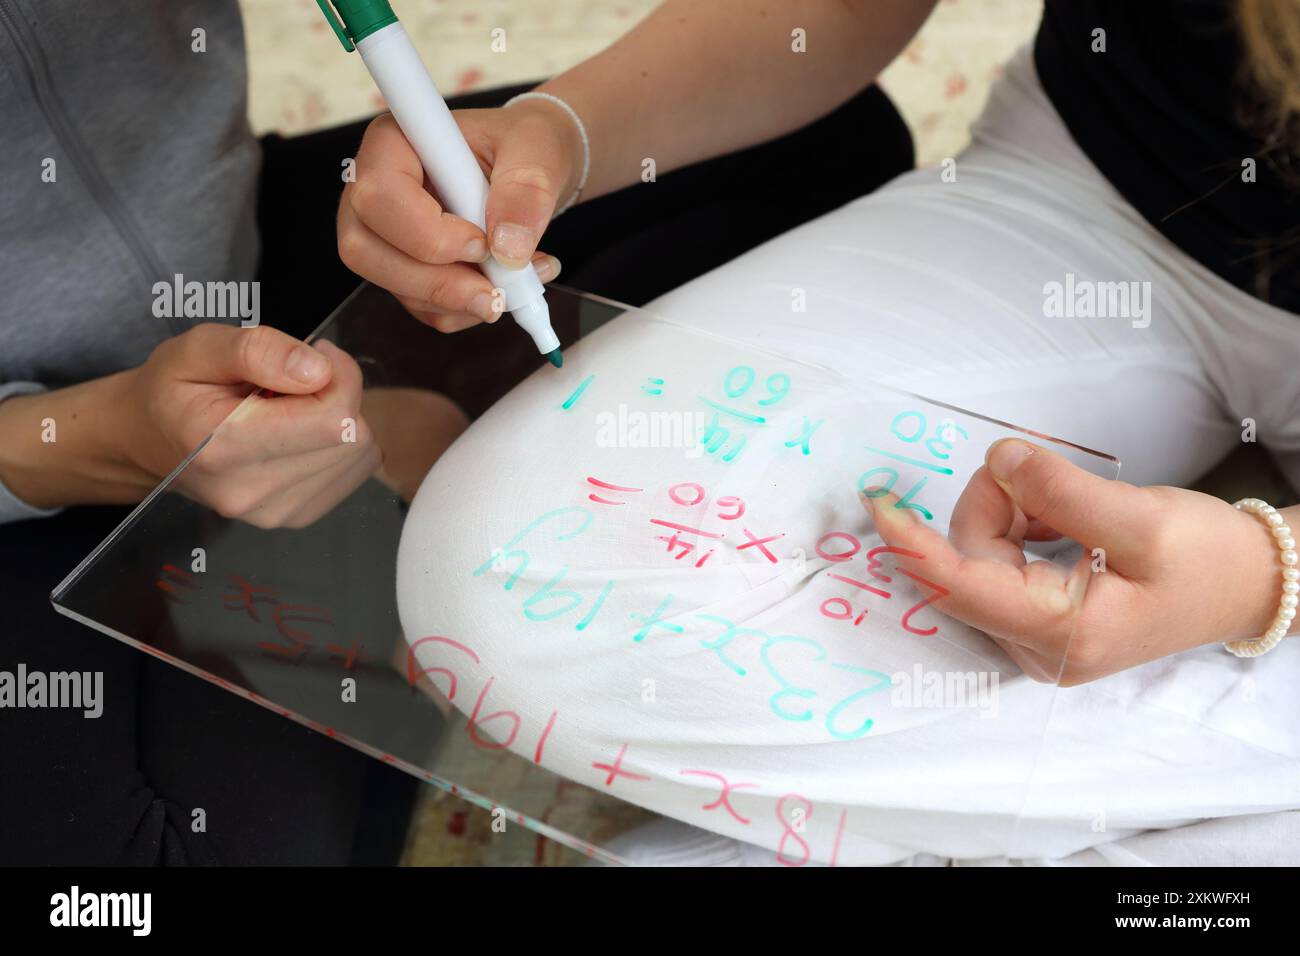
[407,633,855,866]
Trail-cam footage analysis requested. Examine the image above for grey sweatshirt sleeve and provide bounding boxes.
[1,0,259,526]
[0,381,65,525]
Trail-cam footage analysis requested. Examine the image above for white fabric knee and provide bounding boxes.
[395,45,1300,865]
[396,310,1299,864]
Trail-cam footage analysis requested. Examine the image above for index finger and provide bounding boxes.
[347,114,489,265]
[863,491,1084,657]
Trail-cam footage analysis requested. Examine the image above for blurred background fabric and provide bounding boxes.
[241,0,1043,167]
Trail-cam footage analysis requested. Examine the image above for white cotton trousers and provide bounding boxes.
[645,47,1300,492]
[397,47,1300,866]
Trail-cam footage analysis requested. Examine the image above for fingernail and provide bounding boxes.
[469,291,499,322]
[534,254,561,283]
[863,490,911,525]
[987,439,1034,482]
[491,223,536,267]
[462,237,490,263]
[285,345,327,384]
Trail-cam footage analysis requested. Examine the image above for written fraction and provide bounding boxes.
[398,317,1104,865]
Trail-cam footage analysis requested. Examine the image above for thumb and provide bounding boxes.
[179,324,333,394]
[484,135,566,269]
[984,439,1144,550]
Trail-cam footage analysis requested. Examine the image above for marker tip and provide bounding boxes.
[546,349,563,369]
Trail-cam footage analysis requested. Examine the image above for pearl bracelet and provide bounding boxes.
[503,91,591,216]
[1223,497,1298,658]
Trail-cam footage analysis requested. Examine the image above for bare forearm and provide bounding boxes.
[540,0,937,200]
[0,371,154,510]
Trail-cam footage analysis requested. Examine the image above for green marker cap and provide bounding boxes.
[316,0,399,52]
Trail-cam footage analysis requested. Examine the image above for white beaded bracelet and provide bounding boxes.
[503,91,591,216]
[1223,497,1299,658]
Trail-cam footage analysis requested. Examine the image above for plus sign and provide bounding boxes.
[737,528,785,563]
[592,744,651,787]
[629,594,684,643]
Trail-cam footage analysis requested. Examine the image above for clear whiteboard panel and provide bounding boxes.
[54,282,1119,865]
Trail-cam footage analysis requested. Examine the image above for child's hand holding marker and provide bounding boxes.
[325,0,907,366]
[323,1,573,365]
[337,104,572,333]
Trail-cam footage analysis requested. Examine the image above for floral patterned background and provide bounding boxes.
[241,0,1043,167]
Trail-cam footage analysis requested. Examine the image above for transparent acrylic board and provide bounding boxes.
[53,283,1119,865]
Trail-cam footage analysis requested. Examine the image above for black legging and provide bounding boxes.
[0,82,912,865]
